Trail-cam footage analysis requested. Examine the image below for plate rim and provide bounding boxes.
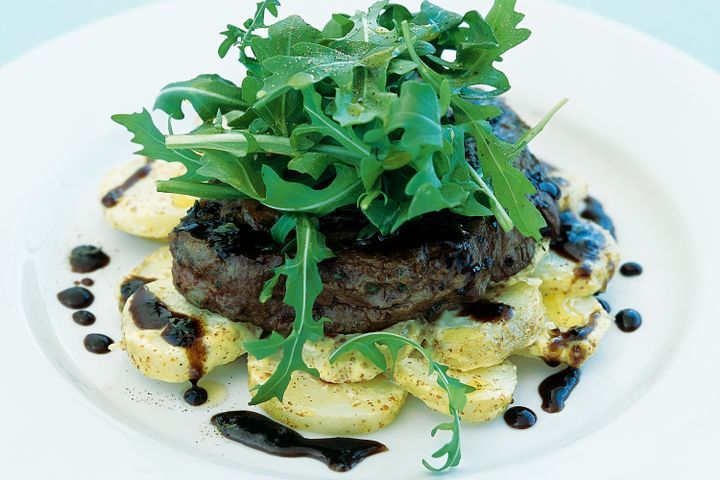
[1,0,719,478]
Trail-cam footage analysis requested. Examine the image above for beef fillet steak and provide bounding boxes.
[169,101,560,335]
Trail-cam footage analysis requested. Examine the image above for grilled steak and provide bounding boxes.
[169,101,560,335]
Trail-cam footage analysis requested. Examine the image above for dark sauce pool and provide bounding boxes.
[72,310,96,326]
[183,380,209,406]
[57,286,94,309]
[211,411,387,472]
[69,245,110,273]
[84,333,114,354]
[539,367,581,413]
[620,262,643,277]
[503,406,537,429]
[615,309,642,332]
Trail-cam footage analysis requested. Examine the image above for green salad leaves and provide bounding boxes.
[113,0,566,472]
[329,332,475,472]
[246,214,333,405]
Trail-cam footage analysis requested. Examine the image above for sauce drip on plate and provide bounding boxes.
[211,411,387,472]
[620,262,643,277]
[69,245,110,273]
[183,380,208,406]
[615,309,642,332]
[503,406,537,429]
[539,367,581,413]
[57,287,94,309]
[84,333,114,354]
[72,310,96,326]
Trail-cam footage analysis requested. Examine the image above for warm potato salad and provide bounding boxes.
[106,160,617,434]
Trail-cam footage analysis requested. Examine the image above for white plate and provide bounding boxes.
[1,0,719,478]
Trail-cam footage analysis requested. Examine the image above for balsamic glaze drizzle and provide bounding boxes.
[84,333,114,354]
[183,380,208,406]
[620,262,643,277]
[211,411,387,472]
[615,309,642,332]
[101,161,152,208]
[69,245,110,273]
[539,367,581,413]
[72,310,96,326]
[128,286,207,380]
[503,406,537,429]
[118,275,155,310]
[57,287,94,309]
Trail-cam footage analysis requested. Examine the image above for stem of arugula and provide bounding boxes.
[465,165,513,231]
[165,133,364,161]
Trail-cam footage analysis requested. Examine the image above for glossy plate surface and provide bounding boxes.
[0,0,718,478]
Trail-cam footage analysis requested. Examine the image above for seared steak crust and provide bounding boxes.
[170,102,560,334]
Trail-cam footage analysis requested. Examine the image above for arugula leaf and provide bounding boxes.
[468,122,546,240]
[270,214,297,244]
[329,332,474,472]
[196,150,266,199]
[219,0,280,65]
[509,98,568,156]
[156,179,247,200]
[337,1,396,45]
[287,152,334,180]
[413,1,463,34]
[111,109,206,181]
[153,74,247,121]
[257,43,358,107]
[386,81,443,152]
[332,66,396,127]
[297,88,372,158]
[322,13,354,39]
[245,214,334,404]
[252,16,323,136]
[252,15,322,63]
[458,0,530,84]
[262,164,363,215]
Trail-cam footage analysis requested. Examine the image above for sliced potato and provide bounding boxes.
[248,355,407,434]
[116,279,260,382]
[117,245,173,310]
[394,354,516,422]
[427,281,544,371]
[532,220,620,298]
[100,157,195,239]
[518,297,612,368]
[543,294,602,331]
[303,319,426,384]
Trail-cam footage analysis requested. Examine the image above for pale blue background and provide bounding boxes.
[1,0,718,70]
